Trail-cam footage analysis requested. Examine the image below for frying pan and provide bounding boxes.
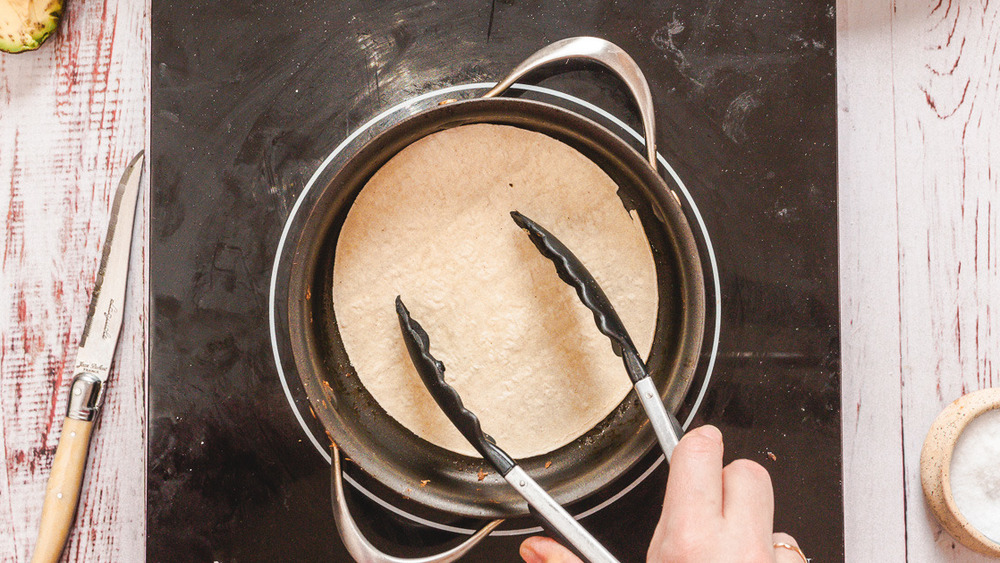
[283,37,706,523]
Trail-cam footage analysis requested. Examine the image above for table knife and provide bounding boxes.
[31,151,145,563]
[396,297,619,563]
[510,211,684,461]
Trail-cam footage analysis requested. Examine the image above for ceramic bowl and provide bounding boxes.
[920,387,1000,556]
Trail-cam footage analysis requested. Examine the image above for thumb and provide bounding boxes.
[519,536,584,563]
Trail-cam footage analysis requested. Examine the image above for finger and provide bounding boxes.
[519,536,584,563]
[772,532,799,547]
[721,459,774,537]
[772,533,807,562]
[662,424,725,522]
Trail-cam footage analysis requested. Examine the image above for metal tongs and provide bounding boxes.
[508,211,684,460]
[393,212,685,563]
[396,298,619,563]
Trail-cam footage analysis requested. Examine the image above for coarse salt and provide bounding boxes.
[950,407,1000,543]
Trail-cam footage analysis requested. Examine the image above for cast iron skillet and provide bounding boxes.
[285,37,705,520]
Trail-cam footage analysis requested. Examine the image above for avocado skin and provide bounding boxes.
[0,0,65,54]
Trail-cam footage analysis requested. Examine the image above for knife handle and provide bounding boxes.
[31,417,94,563]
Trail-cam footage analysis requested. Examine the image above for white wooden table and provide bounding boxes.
[2,0,997,560]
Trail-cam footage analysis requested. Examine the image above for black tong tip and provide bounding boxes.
[395,297,516,474]
[509,210,644,380]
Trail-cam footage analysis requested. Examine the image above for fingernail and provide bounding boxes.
[693,424,723,444]
[519,544,543,563]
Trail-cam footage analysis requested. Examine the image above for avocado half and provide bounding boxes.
[0,0,64,54]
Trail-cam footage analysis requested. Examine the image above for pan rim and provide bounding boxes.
[268,82,722,533]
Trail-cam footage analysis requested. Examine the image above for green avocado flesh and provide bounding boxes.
[0,0,63,53]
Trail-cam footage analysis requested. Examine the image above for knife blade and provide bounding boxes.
[31,151,145,563]
[395,297,619,563]
[510,210,684,461]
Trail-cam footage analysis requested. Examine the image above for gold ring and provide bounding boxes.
[773,542,808,562]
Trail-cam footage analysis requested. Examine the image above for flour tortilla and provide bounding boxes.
[332,123,658,458]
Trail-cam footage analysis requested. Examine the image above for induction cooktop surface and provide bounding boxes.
[150,2,842,561]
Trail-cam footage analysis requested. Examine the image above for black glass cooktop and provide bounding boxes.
[150,1,841,561]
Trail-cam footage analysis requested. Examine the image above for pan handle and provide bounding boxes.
[482,36,658,169]
[330,443,504,563]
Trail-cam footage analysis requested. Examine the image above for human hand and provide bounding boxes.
[518,425,806,563]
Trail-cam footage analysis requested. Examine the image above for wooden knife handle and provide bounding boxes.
[31,417,94,563]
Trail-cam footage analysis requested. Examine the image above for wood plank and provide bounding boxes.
[837,0,909,559]
[0,0,149,559]
[893,0,1000,560]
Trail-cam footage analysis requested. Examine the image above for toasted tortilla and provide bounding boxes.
[333,123,657,458]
